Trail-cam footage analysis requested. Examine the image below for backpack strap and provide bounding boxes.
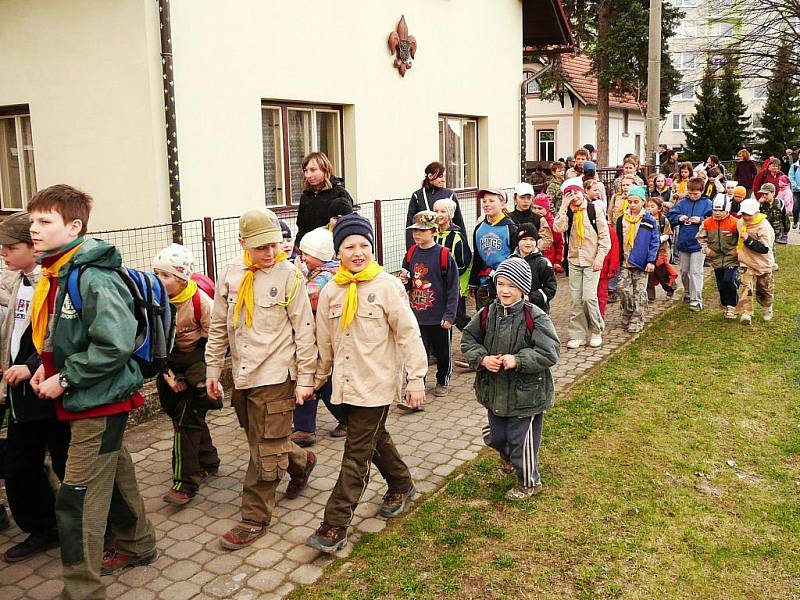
[192,290,202,326]
[479,304,489,335]
[439,245,450,281]
[523,303,535,335]
[66,266,84,312]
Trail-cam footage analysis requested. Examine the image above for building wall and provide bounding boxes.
[0,0,169,230]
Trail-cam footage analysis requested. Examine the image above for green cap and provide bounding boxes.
[239,209,283,249]
[627,185,647,200]
[0,212,32,245]
[406,210,438,230]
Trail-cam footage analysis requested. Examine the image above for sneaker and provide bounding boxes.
[433,385,448,397]
[0,504,9,532]
[683,294,691,303]
[505,483,543,500]
[3,530,59,563]
[740,313,752,325]
[100,548,157,575]
[553,263,564,274]
[163,489,195,506]
[500,457,515,475]
[626,323,644,333]
[379,485,416,518]
[220,522,267,551]
[724,306,737,320]
[397,400,424,413]
[777,234,789,244]
[566,338,585,349]
[589,333,603,348]
[285,451,316,499]
[666,291,675,300]
[763,306,774,321]
[306,523,348,554]
[330,423,347,438]
[688,302,702,312]
[201,465,220,479]
[453,359,470,369]
[291,430,317,448]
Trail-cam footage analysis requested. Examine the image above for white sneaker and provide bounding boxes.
[724,306,736,320]
[740,313,752,325]
[763,306,774,321]
[566,339,585,349]
[589,333,603,347]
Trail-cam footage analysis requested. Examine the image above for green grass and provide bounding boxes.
[294,246,800,600]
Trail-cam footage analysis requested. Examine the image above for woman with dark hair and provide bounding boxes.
[733,149,758,197]
[753,157,783,200]
[295,151,353,246]
[405,162,467,248]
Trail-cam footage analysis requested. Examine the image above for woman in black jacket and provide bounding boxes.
[405,162,467,248]
[295,152,353,246]
[733,148,758,197]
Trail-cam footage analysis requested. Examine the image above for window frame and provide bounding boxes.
[0,106,36,213]
[676,52,697,70]
[438,114,480,191]
[537,128,556,162]
[672,114,687,131]
[752,82,768,100]
[671,0,698,6]
[751,112,764,130]
[672,82,696,101]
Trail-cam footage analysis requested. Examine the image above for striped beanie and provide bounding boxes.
[494,257,532,293]
[332,213,374,253]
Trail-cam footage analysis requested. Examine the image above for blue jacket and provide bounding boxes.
[615,212,660,271]
[789,162,800,193]
[667,197,713,253]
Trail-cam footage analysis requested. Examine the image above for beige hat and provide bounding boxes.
[299,227,335,261]
[153,243,194,282]
[406,210,438,230]
[239,209,283,249]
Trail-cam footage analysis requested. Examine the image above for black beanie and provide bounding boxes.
[328,197,353,220]
[333,213,374,253]
[516,222,540,242]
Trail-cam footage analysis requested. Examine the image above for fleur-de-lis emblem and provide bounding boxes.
[388,16,417,77]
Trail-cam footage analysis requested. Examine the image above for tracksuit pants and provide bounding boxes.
[419,324,452,386]
[679,251,705,304]
[483,411,544,488]
[713,267,739,307]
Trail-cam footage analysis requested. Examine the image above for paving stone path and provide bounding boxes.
[0,270,698,599]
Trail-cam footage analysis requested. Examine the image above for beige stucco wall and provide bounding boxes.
[170,0,523,218]
[0,0,169,230]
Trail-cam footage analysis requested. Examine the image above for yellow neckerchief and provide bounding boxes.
[738,214,766,252]
[233,250,288,327]
[489,214,505,226]
[31,242,84,354]
[572,205,586,245]
[332,259,383,330]
[623,211,643,249]
[616,197,629,219]
[676,179,688,195]
[169,279,197,305]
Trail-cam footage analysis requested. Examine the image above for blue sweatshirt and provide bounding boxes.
[402,244,460,325]
[667,196,713,253]
[469,215,518,287]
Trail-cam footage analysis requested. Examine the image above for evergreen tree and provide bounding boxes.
[715,60,753,161]
[683,62,721,161]
[757,41,800,158]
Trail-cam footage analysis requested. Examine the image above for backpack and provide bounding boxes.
[565,202,598,241]
[478,302,535,336]
[66,266,176,378]
[404,244,450,281]
[190,273,215,326]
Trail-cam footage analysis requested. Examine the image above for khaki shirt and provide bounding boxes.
[314,272,427,407]
[553,199,611,267]
[537,216,553,252]
[205,259,317,389]
[173,288,212,354]
[736,218,775,275]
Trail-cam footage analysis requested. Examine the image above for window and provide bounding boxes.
[438,115,478,189]
[676,52,697,70]
[0,109,36,211]
[671,0,698,6]
[751,112,764,130]
[672,114,688,131]
[623,110,630,136]
[260,102,343,206]
[709,20,734,37]
[752,81,768,100]
[526,78,540,95]
[677,23,697,38]
[537,129,555,162]
[672,82,695,101]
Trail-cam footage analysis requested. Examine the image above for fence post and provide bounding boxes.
[475,194,481,221]
[202,217,216,279]
[373,200,384,265]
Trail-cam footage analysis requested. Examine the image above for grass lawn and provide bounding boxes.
[295,246,800,600]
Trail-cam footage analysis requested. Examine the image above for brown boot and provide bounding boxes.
[330,423,347,438]
[306,523,348,553]
[291,430,317,447]
[220,522,267,551]
[285,451,316,499]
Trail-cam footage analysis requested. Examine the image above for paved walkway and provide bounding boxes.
[0,272,685,599]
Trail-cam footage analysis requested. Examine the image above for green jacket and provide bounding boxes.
[696,215,739,269]
[460,300,560,417]
[52,238,143,412]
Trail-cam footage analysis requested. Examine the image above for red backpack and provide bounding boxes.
[404,244,450,280]
[190,273,216,325]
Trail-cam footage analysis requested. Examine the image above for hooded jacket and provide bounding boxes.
[667,196,713,252]
[509,249,557,313]
[737,216,775,275]
[296,176,354,246]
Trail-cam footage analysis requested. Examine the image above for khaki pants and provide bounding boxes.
[323,404,413,528]
[567,264,604,341]
[232,379,308,525]
[736,268,774,317]
[618,267,648,328]
[57,413,155,600]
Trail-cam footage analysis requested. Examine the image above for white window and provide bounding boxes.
[526,78,540,95]
[672,114,688,131]
[0,110,36,211]
[672,82,696,101]
[751,112,764,130]
[261,103,343,206]
[537,129,555,162]
[709,20,734,37]
[676,52,697,70]
[752,81,768,100]
[438,115,478,189]
[677,23,697,38]
[671,0,698,6]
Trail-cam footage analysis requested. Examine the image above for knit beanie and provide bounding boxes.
[628,185,647,200]
[494,257,532,293]
[516,222,540,242]
[433,198,457,220]
[153,243,194,282]
[299,226,335,261]
[533,193,552,212]
[733,186,747,200]
[333,213,374,254]
[279,219,293,239]
[328,197,353,220]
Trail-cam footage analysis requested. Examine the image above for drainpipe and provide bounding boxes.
[158,0,183,240]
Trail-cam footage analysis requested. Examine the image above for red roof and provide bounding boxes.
[559,53,641,110]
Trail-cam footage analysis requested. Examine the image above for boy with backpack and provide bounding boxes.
[509,223,557,313]
[696,196,740,319]
[152,243,220,506]
[553,177,611,349]
[205,208,318,550]
[400,211,460,400]
[735,199,776,324]
[460,257,561,500]
[28,185,156,598]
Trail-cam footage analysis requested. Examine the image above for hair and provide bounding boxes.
[738,148,750,160]
[707,167,721,178]
[574,148,589,159]
[583,179,597,192]
[28,184,93,235]
[622,158,637,168]
[687,177,704,192]
[707,155,719,165]
[768,157,781,168]
[301,152,334,191]
[421,161,446,190]
[550,160,565,174]
[646,196,664,213]
[677,161,694,179]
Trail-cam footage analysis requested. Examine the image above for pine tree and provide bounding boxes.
[758,41,800,158]
[683,62,721,161]
[715,60,753,161]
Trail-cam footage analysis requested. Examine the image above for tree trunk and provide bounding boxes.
[596,0,611,167]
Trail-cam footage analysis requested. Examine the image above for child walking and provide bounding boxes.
[470,188,518,310]
[432,198,472,331]
[532,194,564,273]
[509,223,557,313]
[153,243,220,506]
[645,197,677,301]
[696,197,740,319]
[461,257,560,499]
[735,199,776,324]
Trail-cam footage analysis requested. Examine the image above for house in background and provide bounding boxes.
[0,0,572,231]
[524,52,645,167]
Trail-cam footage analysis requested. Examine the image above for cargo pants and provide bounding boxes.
[618,267,649,329]
[735,268,774,317]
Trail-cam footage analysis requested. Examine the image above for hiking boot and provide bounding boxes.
[220,522,267,551]
[163,489,195,506]
[589,333,603,348]
[433,385,448,397]
[100,548,157,575]
[379,485,416,518]
[3,530,59,563]
[740,313,752,325]
[505,483,543,501]
[0,504,9,532]
[330,423,347,438]
[306,523,348,554]
[724,306,737,320]
[566,338,585,349]
[285,451,316,499]
[291,430,317,448]
[500,457,515,475]
[763,306,774,321]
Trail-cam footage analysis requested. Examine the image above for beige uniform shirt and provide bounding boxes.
[553,199,611,267]
[736,218,775,275]
[173,288,212,354]
[314,272,427,407]
[205,259,317,389]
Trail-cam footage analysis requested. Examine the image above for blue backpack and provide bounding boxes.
[66,266,176,378]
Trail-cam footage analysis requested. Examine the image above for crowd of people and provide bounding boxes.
[0,144,788,598]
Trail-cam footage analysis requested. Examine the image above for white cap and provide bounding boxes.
[712,196,730,212]
[514,182,535,197]
[739,198,760,215]
[560,177,584,193]
[299,226,335,261]
[725,179,738,188]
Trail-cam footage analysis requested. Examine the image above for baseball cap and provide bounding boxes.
[712,196,731,212]
[477,187,507,202]
[0,212,32,245]
[406,210,438,230]
[758,182,776,194]
[739,199,760,215]
[239,209,283,249]
[733,186,747,199]
[514,182,535,197]
[583,160,597,173]
[583,143,596,153]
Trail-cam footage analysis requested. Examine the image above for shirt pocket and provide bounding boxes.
[254,296,284,332]
[356,305,388,344]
